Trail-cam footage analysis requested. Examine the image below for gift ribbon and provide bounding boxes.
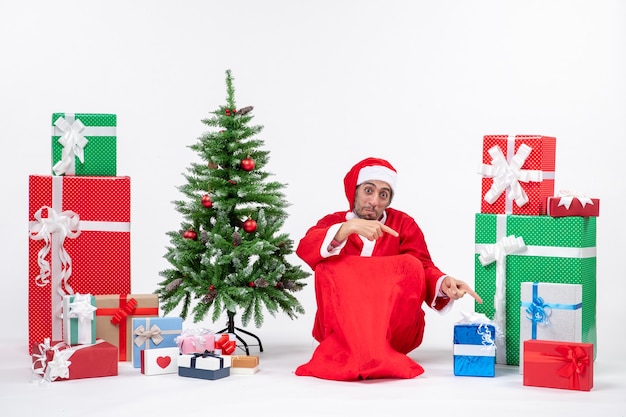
[66,293,97,345]
[31,338,104,383]
[214,333,237,355]
[521,282,582,339]
[477,232,526,363]
[479,140,544,213]
[190,351,224,370]
[52,115,89,176]
[134,324,165,347]
[95,295,159,361]
[29,176,131,340]
[556,190,595,210]
[525,344,590,390]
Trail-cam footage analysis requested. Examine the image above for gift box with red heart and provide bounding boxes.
[141,347,179,376]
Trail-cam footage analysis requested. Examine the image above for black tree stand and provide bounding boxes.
[216,310,264,355]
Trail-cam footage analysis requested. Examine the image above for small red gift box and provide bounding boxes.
[28,175,131,353]
[31,339,118,382]
[546,193,600,217]
[523,340,593,391]
[479,135,556,215]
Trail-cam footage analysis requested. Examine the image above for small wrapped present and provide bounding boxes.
[214,333,237,355]
[523,339,593,391]
[546,191,600,217]
[519,282,582,373]
[178,352,231,380]
[175,328,215,354]
[51,112,117,176]
[132,317,183,368]
[141,347,179,376]
[225,355,259,375]
[478,134,556,215]
[453,312,497,377]
[28,175,131,353]
[95,294,159,361]
[63,293,97,345]
[31,339,118,382]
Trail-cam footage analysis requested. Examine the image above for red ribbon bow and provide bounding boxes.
[215,334,236,355]
[555,345,590,390]
[110,297,138,325]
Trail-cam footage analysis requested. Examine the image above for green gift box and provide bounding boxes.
[51,113,117,176]
[474,213,596,365]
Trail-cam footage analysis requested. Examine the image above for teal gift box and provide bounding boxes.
[62,293,97,345]
[474,213,596,365]
[131,317,183,368]
[51,113,117,176]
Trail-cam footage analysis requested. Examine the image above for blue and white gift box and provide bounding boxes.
[178,352,231,380]
[519,282,582,373]
[453,317,496,377]
[62,293,97,345]
[131,317,183,368]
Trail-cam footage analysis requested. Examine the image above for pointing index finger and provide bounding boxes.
[381,224,399,237]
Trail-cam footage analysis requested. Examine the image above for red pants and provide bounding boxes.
[295,254,427,380]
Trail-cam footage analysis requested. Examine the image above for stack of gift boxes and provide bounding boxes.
[453,134,597,391]
[28,113,259,383]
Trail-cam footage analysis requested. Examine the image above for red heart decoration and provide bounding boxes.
[156,356,171,369]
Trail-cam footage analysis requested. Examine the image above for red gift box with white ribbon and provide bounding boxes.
[546,191,600,217]
[478,135,556,215]
[28,175,131,354]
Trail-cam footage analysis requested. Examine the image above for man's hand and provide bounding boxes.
[337,219,399,241]
[441,276,483,304]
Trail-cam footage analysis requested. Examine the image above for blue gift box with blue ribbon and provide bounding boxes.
[519,282,582,373]
[453,323,496,377]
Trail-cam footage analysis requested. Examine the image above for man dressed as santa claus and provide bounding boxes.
[295,157,482,381]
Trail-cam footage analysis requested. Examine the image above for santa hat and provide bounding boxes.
[343,157,398,210]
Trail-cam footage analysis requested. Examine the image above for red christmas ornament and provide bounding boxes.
[228,179,237,185]
[183,229,197,240]
[240,157,255,172]
[209,285,214,290]
[225,109,231,116]
[243,218,257,233]
[201,194,213,208]
[248,281,255,287]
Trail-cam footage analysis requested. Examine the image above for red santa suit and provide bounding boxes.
[294,157,452,381]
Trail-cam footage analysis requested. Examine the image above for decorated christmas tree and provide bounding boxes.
[156,70,309,349]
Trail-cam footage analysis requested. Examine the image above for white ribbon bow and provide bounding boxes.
[478,235,526,363]
[67,293,97,323]
[52,116,89,176]
[28,206,81,290]
[31,338,73,382]
[556,189,594,209]
[479,144,543,208]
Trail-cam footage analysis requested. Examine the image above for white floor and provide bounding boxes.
[2,335,624,417]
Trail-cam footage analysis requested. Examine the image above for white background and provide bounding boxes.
[1,0,624,389]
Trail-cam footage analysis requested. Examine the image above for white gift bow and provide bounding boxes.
[478,235,526,361]
[28,206,81,294]
[52,116,89,176]
[479,144,543,208]
[67,293,96,323]
[32,338,103,382]
[556,190,595,209]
